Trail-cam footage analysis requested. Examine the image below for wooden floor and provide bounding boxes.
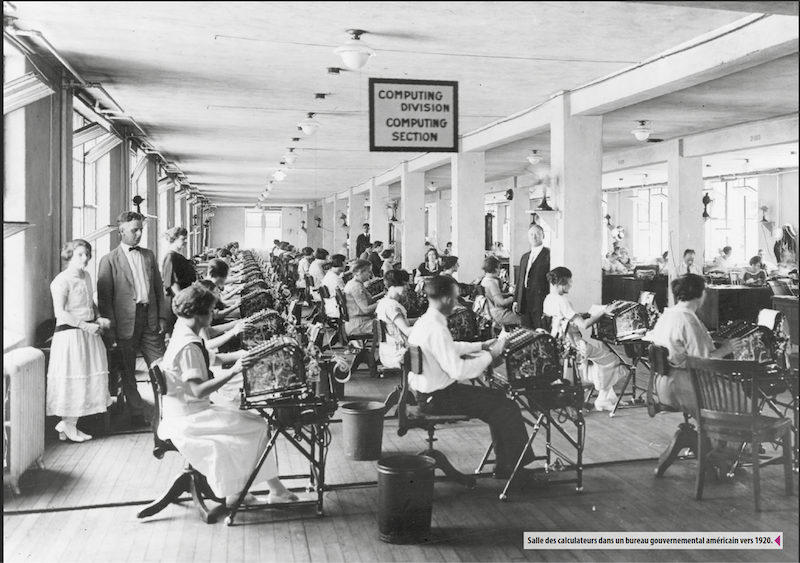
[4,356,798,563]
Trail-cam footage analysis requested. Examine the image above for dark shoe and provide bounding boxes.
[131,414,149,428]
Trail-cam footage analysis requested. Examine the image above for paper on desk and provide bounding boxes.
[757,308,780,331]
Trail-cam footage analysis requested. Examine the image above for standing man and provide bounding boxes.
[97,211,167,427]
[368,240,384,277]
[355,223,371,259]
[513,224,550,330]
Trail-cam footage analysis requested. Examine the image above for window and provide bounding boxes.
[244,210,281,249]
[633,188,668,263]
[704,179,758,266]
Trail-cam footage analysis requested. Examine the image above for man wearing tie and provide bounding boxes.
[513,224,550,330]
[98,211,167,427]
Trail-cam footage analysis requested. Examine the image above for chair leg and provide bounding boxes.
[752,440,761,512]
[783,429,794,497]
[695,429,707,501]
[420,448,476,489]
[189,472,217,524]
[655,422,697,478]
[137,471,192,519]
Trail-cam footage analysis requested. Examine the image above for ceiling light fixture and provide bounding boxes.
[273,170,286,182]
[741,158,752,173]
[631,120,653,142]
[526,150,542,165]
[297,112,321,136]
[283,148,298,165]
[428,181,438,192]
[334,29,376,70]
[327,67,342,75]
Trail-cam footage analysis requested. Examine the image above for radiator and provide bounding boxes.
[3,347,46,494]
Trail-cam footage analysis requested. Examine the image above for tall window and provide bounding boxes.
[704,179,758,265]
[633,188,669,263]
[244,210,281,249]
[72,112,98,239]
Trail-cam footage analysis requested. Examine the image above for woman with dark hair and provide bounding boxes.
[480,256,520,328]
[158,284,298,506]
[375,269,414,369]
[344,259,382,336]
[162,226,197,332]
[296,246,314,288]
[645,274,741,417]
[743,255,767,285]
[440,255,459,279]
[415,247,441,283]
[206,259,240,321]
[380,248,396,277]
[543,267,625,411]
[309,248,329,287]
[46,240,112,442]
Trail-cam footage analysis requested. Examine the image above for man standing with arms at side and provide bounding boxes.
[513,224,550,330]
[355,223,371,259]
[98,211,167,427]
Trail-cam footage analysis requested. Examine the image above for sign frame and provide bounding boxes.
[369,78,459,153]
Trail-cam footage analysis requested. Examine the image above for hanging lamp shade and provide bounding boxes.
[631,120,653,141]
[283,149,298,164]
[526,150,541,165]
[334,30,375,69]
[297,113,321,136]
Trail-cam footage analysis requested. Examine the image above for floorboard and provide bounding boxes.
[3,360,798,563]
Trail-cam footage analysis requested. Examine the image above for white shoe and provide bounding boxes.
[268,490,300,504]
[55,421,85,442]
[75,429,93,441]
[226,493,269,507]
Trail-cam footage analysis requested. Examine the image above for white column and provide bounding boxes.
[348,189,367,260]
[297,205,308,249]
[451,152,486,282]
[550,93,604,313]
[509,181,531,285]
[322,199,334,251]
[333,195,349,257]
[667,139,705,302]
[437,190,452,253]
[400,162,426,271]
[369,178,389,254]
[309,204,322,250]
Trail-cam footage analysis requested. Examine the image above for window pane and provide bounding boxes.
[263,211,281,229]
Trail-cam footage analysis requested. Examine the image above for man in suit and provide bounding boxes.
[513,224,550,330]
[367,240,384,277]
[355,223,371,259]
[97,211,167,427]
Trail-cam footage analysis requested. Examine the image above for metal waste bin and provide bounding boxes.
[340,401,385,460]
[377,454,435,544]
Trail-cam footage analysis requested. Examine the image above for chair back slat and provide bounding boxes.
[335,288,350,322]
[648,344,670,377]
[687,356,759,418]
[398,346,423,433]
[318,285,331,300]
[147,361,174,458]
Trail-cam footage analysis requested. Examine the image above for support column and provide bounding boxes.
[550,93,604,313]
[451,152,486,282]
[348,188,367,260]
[509,180,531,285]
[145,156,159,252]
[400,163,426,271]
[333,196,349,257]
[369,178,389,254]
[437,190,452,253]
[667,140,705,301]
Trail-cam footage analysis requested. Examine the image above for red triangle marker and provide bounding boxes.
[775,536,780,546]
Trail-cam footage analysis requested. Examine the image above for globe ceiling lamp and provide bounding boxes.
[283,148,298,165]
[334,29,375,70]
[631,120,653,141]
[526,150,542,165]
[297,113,321,136]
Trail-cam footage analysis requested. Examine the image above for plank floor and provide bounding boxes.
[4,353,798,563]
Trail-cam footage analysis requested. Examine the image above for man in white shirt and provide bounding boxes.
[408,275,534,479]
[677,249,703,277]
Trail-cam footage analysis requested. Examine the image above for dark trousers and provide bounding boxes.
[520,309,543,330]
[116,305,165,416]
[417,383,534,470]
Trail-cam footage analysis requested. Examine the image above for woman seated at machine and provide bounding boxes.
[343,259,383,337]
[196,280,251,350]
[480,256,521,329]
[543,267,626,412]
[375,269,414,369]
[602,251,628,275]
[415,247,442,284]
[645,274,742,420]
[743,255,768,285]
[158,284,299,507]
[205,259,240,321]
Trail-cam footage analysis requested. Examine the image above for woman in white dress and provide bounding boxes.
[158,284,298,506]
[375,269,414,369]
[47,240,112,442]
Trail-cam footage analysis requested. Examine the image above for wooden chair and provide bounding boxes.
[304,274,316,304]
[395,345,476,488]
[687,356,794,511]
[136,363,224,523]
[646,344,697,477]
[372,319,403,379]
[335,287,377,377]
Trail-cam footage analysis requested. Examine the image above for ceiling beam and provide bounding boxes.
[571,15,799,116]
[682,113,799,157]
[630,2,799,16]
[603,142,671,173]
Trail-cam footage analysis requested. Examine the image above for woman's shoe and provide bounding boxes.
[55,421,84,442]
[75,429,93,441]
[267,491,300,504]
[226,493,269,507]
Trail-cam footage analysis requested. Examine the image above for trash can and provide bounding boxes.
[340,401,385,460]
[377,454,436,544]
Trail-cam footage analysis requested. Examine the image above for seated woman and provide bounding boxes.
[415,248,442,284]
[380,248,397,277]
[158,285,298,506]
[480,256,521,328]
[375,269,414,369]
[711,246,733,271]
[322,254,346,320]
[543,267,627,412]
[205,259,240,321]
[440,255,459,280]
[196,280,251,350]
[645,274,741,419]
[743,255,767,285]
[309,248,329,288]
[343,259,382,337]
[616,247,634,271]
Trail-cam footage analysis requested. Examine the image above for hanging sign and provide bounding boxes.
[369,78,458,152]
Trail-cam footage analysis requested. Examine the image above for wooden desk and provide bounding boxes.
[602,275,668,311]
[696,286,774,330]
[772,295,799,346]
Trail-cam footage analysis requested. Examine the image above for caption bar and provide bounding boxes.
[524,532,782,550]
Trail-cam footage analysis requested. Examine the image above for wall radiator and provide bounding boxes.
[3,347,46,494]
